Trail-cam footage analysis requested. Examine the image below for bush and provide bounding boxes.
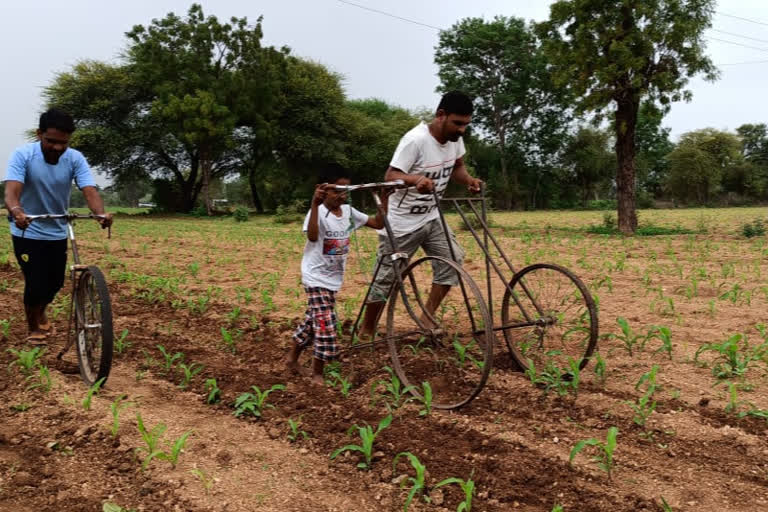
[458,213,496,231]
[274,199,307,224]
[602,212,616,230]
[586,223,694,236]
[190,205,208,217]
[742,218,766,238]
[586,199,617,210]
[233,206,250,223]
[636,190,655,209]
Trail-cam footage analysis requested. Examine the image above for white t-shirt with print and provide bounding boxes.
[301,204,369,291]
[385,122,466,237]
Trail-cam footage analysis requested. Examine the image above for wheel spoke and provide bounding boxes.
[502,264,597,372]
[74,268,113,387]
[387,256,493,409]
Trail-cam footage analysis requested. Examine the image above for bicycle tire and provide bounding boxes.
[386,256,494,410]
[74,265,113,387]
[501,263,598,372]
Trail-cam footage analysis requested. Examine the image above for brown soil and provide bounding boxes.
[2,218,768,512]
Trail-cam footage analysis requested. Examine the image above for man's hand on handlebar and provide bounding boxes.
[12,210,31,230]
[415,176,435,194]
[97,213,113,229]
[467,177,483,194]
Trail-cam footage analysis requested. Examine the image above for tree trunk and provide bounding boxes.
[496,120,513,210]
[531,170,542,209]
[177,152,200,213]
[499,154,513,210]
[248,167,263,213]
[614,96,640,234]
[200,147,213,216]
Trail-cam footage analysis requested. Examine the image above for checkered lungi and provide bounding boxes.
[293,287,339,361]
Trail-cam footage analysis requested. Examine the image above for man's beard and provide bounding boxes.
[43,150,63,164]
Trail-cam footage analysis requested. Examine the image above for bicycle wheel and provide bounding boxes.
[73,265,113,387]
[501,263,598,372]
[387,256,494,410]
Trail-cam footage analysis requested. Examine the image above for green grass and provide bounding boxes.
[70,207,150,215]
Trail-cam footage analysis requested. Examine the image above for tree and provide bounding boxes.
[435,16,570,209]
[737,124,768,166]
[635,102,674,201]
[342,99,420,182]
[560,127,616,206]
[734,124,768,199]
[125,4,277,214]
[666,128,741,204]
[113,175,152,207]
[43,4,282,213]
[538,0,718,233]
[238,57,349,211]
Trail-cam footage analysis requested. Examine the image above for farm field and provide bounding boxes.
[2,206,768,512]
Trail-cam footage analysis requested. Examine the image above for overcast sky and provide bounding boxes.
[3,0,768,184]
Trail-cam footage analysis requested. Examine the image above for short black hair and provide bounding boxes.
[319,162,350,184]
[39,108,76,134]
[437,91,473,116]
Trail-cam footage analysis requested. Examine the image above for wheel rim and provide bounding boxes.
[387,256,493,409]
[77,272,104,384]
[502,264,597,372]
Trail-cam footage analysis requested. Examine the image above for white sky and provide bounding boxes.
[3,0,768,185]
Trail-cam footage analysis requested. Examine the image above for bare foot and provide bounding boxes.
[356,330,376,342]
[418,316,438,330]
[25,331,48,347]
[286,360,310,377]
[309,374,325,386]
[39,308,51,331]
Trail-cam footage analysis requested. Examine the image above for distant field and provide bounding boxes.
[2,205,768,511]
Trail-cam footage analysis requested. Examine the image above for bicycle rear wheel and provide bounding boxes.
[501,263,598,372]
[387,256,494,410]
[74,265,113,387]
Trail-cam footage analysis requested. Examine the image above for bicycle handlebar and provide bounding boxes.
[13,213,112,239]
[24,213,109,221]
[327,180,406,191]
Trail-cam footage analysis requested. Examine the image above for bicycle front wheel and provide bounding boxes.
[74,265,113,387]
[501,263,598,372]
[386,256,494,410]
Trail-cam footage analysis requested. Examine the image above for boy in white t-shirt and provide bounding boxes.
[287,164,388,385]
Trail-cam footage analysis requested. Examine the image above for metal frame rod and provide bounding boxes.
[432,190,478,333]
[450,200,534,323]
[461,199,546,318]
[481,187,492,325]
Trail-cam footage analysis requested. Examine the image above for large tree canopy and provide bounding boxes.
[43,4,282,212]
[435,16,570,209]
[537,0,718,233]
[560,127,616,206]
[666,128,741,204]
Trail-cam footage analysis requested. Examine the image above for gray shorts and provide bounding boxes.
[367,218,465,303]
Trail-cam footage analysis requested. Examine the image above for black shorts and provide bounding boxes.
[11,236,68,307]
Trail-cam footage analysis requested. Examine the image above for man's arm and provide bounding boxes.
[449,157,482,193]
[384,166,434,193]
[4,180,30,230]
[81,186,113,228]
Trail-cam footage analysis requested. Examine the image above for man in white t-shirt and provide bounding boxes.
[287,164,388,385]
[359,91,482,337]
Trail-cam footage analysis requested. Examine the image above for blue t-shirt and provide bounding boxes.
[4,142,96,240]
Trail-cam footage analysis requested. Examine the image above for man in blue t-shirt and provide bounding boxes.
[3,108,113,343]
